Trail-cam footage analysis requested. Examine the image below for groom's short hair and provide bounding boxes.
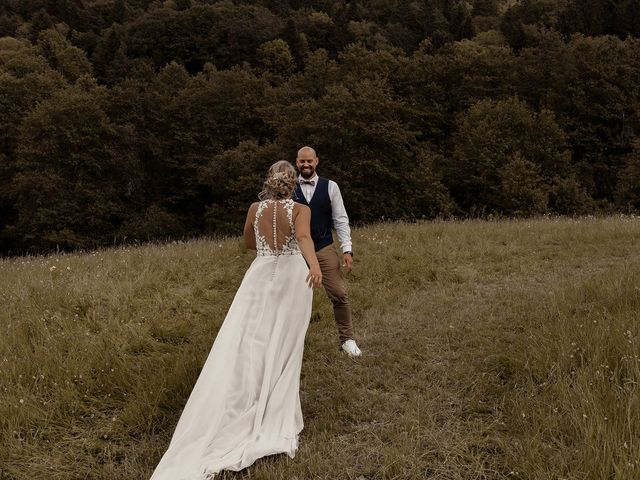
[297,146,317,158]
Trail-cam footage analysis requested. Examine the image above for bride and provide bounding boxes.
[150,161,322,479]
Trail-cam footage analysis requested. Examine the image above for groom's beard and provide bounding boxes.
[299,167,315,179]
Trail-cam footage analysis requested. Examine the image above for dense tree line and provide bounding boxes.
[0,0,639,254]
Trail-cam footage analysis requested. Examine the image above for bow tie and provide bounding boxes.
[300,179,315,186]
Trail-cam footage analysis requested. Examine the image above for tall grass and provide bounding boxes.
[493,265,640,478]
[1,216,638,479]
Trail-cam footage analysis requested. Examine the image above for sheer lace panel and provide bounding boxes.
[254,199,300,256]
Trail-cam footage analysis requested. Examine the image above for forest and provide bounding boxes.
[0,0,639,254]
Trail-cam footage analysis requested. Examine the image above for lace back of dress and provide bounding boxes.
[254,199,298,256]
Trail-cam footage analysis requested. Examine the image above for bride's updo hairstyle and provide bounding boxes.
[259,160,297,200]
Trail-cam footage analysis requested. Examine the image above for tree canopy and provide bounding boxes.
[0,0,639,254]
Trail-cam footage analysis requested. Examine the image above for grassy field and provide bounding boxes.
[1,216,639,480]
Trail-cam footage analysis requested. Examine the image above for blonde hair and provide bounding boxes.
[259,160,297,200]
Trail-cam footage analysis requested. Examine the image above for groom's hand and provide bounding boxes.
[342,253,353,274]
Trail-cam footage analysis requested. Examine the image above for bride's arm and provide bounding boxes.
[294,205,322,288]
[243,203,258,249]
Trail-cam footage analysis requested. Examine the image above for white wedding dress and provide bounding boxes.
[150,199,313,480]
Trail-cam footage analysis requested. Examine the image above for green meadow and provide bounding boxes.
[1,216,638,480]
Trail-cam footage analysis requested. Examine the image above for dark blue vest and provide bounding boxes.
[294,177,334,251]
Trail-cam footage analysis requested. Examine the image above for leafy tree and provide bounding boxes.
[500,0,560,51]
[613,0,640,38]
[383,21,421,52]
[348,20,398,50]
[426,6,452,48]
[447,96,575,214]
[125,3,283,71]
[615,141,640,211]
[547,175,594,214]
[280,18,308,68]
[0,14,18,37]
[202,140,282,234]
[92,25,129,84]
[440,38,517,110]
[551,35,640,200]
[267,79,453,221]
[295,10,340,52]
[13,0,93,33]
[0,151,19,252]
[498,152,548,215]
[255,39,295,84]
[111,0,128,24]
[448,1,475,40]
[28,8,54,41]
[171,65,271,156]
[37,27,93,81]
[0,37,68,154]
[1,0,639,254]
[0,37,70,252]
[164,65,270,226]
[122,61,194,228]
[174,0,192,11]
[12,83,137,251]
[107,62,271,237]
[473,0,499,16]
[336,42,404,85]
[398,37,516,151]
[119,204,186,242]
[512,28,569,110]
[558,0,614,37]
[286,48,339,100]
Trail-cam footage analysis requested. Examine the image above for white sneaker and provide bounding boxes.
[341,339,362,357]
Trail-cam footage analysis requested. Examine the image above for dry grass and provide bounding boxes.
[1,216,638,479]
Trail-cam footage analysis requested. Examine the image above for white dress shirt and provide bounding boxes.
[298,174,352,253]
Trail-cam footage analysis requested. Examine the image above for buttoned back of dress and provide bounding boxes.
[253,199,300,257]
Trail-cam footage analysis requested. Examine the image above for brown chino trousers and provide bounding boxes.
[315,244,354,344]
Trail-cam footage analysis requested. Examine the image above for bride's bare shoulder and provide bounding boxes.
[293,202,311,217]
[292,202,310,214]
[246,202,260,216]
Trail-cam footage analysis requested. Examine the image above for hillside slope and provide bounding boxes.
[1,217,639,479]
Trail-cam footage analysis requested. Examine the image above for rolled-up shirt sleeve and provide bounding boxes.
[328,180,352,253]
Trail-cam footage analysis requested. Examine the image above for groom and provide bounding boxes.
[293,146,362,357]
